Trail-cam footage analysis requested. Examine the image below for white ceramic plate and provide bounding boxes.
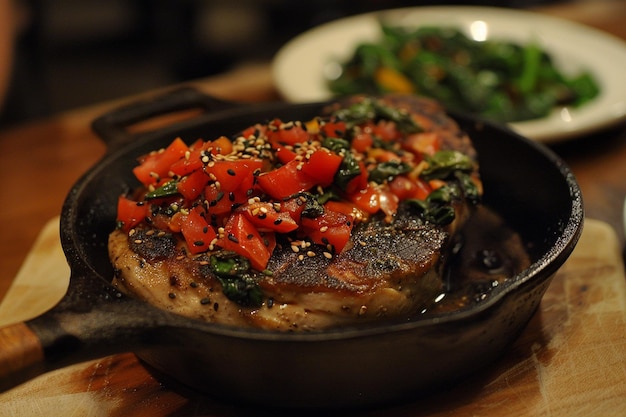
[272,6,626,143]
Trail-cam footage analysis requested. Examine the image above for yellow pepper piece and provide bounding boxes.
[304,118,320,135]
[374,67,415,93]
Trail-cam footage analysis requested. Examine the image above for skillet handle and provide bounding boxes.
[0,322,45,391]
[91,87,239,149]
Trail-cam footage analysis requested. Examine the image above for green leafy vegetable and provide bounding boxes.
[145,180,179,199]
[209,252,263,307]
[421,150,474,181]
[328,24,601,123]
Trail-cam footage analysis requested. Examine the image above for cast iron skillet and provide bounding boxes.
[0,88,583,409]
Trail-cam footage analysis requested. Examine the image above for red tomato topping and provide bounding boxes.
[320,120,347,138]
[177,168,209,200]
[300,149,342,187]
[116,102,474,272]
[180,206,216,255]
[210,159,263,192]
[266,119,309,146]
[256,159,317,200]
[217,213,271,271]
[301,208,354,253]
[389,176,432,200]
[133,137,188,186]
[116,196,149,232]
[240,201,299,233]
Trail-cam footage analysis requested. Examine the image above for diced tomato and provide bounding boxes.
[218,213,271,271]
[281,196,306,223]
[256,159,317,200]
[260,231,277,255]
[209,136,233,156]
[274,146,297,164]
[389,176,432,200]
[370,120,400,142]
[188,138,204,150]
[168,211,185,233]
[378,188,399,220]
[180,206,216,255]
[170,140,210,177]
[240,124,267,140]
[351,132,374,153]
[347,183,382,214]
[177,169,210,200]
[320,120,347,138]
[205,183,232,215]
[116,195,150,231]
[205,168,257,216]
[266,119,310,146]
[208,159,263,192]
[403,132,440,156]
[240,201,299,233]
[301,209,353,253]
[300,149,343,187]
[133,137,188,186]
[343,161,369,195]
[324,200,364,222]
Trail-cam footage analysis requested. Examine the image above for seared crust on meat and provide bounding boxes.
[109,94,481,331]
[110,207,448,330]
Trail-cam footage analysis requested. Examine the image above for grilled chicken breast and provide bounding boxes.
[109,94,481,331]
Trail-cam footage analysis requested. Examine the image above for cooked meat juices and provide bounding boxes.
[109,95,482,331]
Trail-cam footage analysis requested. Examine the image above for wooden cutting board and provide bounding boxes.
[0,217,625,416]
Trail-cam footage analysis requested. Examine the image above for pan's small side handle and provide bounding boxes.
[91,87,239,149]
[0,322,45,392]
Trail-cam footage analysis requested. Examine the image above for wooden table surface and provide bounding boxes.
[0,1,625,317]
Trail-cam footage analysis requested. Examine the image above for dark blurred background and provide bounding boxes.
[1,0,562,126]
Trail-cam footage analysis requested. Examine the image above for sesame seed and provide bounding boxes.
[291,245,300,253]
[319,226,329,233]
[306,251,316,257]
[323,251,333,259]
[228,234,239,244]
